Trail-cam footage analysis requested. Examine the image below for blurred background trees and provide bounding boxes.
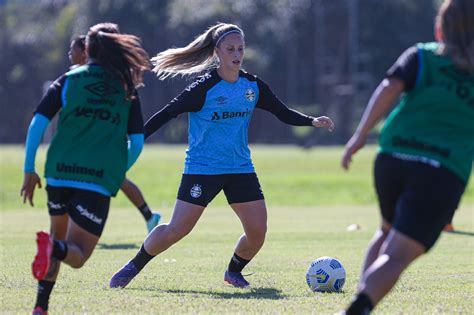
[0,0,438,144]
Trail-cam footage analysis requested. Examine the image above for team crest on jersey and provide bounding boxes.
[245,88,256,102]
[190,184,202,198]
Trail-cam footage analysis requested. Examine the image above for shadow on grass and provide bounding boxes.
[97,243,139,250]
[167,287,285,300]
[127,287,286,300]
[445,230,474,236]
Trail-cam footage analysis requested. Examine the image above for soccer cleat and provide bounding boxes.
[32,231,53,280]
[109,261,139,288]
[443,223,455,232]
[224,270,250,288]
[32,306,48,315]
[146,212,162,233]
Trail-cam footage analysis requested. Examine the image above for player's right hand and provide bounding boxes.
[20,172,42,206]
[341,134,366,170]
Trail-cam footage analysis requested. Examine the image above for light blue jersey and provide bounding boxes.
[186,73,259,174]
[144,69,314,175]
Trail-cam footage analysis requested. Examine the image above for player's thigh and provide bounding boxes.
[223,173,264,205]
[66,218,100,261]
[225,173,267,235]
[168,199,206,233]
[67,188,110,238]
[393,163,465,250]
[374,153,404,224]
[46,186,72,239]
[380,228,425,263]
[230,200,267,237]
[50,215,69,240]
[177,174,223,207]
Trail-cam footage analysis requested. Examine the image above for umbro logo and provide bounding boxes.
[216,96,227,104]
[84,82,119,97]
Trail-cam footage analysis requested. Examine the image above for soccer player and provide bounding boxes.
[22,23,150,314]
[67,35,161,232]
[109,22,334,289]
[341,0,474,313]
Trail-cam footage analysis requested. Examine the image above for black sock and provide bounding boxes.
[131,244,155,271]
[346,292,374,315]
[52,240,68,261]
[35,280,55,310]
[138,203,152,221]
[227,253,251,273]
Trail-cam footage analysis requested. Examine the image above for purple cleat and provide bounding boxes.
[109,261,139,288]
[224,270,250,288]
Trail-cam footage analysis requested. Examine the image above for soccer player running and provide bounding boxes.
[341,0,474,313]
[109,22,334,289]
[21,23,150,314]
[68,35,161,232]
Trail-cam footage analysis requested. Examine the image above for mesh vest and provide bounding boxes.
[45,65,131,195]
[379,42,474,182]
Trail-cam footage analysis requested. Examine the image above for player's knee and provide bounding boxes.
[168,223,192,241]
[69,258,86,269]
[51,231,67,241]
[248,225,267,244]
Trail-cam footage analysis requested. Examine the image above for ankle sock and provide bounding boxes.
[227,253,251,273]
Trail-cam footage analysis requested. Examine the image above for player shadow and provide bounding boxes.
[446,230,474,237]
[96,243,139,250]
[140,287,285,300]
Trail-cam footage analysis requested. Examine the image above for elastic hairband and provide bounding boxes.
[214,30,242,47]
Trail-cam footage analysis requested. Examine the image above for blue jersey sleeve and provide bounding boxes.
[24,114,50,172]
[127,133,144,170]
[256,78,314,126]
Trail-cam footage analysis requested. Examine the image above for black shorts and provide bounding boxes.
[374,153,466,250]
[46,186,110,237]
[177,173,264,207]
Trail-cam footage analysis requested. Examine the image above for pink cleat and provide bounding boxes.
[32,231,53,280]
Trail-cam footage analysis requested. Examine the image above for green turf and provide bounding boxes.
[2,144,473,209]
[1,145,473,313]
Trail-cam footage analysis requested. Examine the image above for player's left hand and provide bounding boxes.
[312,116,334,132]
[20,172,42,207]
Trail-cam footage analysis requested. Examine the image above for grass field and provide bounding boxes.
[1,145,473,314]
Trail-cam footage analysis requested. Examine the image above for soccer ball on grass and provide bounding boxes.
[306,256,346,292]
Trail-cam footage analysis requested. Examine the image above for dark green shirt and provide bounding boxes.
[45,65,132,195]
[379,42,474,183]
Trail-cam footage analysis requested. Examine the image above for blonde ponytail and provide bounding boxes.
[151,23,244,80]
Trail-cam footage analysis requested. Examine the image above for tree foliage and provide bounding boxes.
[0,0,437,144]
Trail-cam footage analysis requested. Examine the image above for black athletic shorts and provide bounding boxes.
[46,186,110,237]
[177,173,264,207]
[374,153,466,250]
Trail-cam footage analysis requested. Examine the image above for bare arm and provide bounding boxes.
[341,77,405,170]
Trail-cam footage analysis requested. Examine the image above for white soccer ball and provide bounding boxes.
[306,256,346,292]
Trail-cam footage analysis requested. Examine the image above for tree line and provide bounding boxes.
[0,0,438,144]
